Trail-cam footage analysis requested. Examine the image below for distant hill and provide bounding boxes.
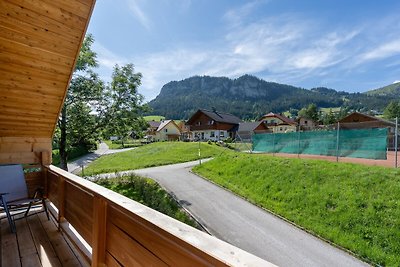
[147,75,396,120]
[365,82,400,97]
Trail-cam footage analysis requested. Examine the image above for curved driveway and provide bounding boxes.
[98,160,368,267]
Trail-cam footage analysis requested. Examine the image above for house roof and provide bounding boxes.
[187,109,242,125]
[148,121,161,128]
[237,121,266,132]
[156,120,180,132]
[261,112,296,125]
[0,0,96,138]
[338,112,395,126]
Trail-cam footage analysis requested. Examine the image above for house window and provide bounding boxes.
[210,131,215,137]
[208,120,214,125]
[196,121,201,126]
[164,129,168,132]
[304,120,308,125]
[280,127,283,131]
[220,131,225,137]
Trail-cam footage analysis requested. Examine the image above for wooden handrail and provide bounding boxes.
[44,165,275,267]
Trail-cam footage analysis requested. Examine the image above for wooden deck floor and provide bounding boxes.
[1,209,89,267]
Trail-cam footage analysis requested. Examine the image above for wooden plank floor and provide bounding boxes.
[1,208,89,267]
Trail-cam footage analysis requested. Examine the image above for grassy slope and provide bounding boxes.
[103,139,143,149]
[52,146,89,166]
[95,175,198,228]
[84,142,227,176]
[366,82,400,96]
[144,115,165,121]
[193,153,400,265]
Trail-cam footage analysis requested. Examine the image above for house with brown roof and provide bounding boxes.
[260,112,297,133]
[187,109,242,141]
[177,120,193,141]
[154,120,181,141]
[297,116,320,131]
[232,121,271,140]
[338,112,398,148]
[145,121,161,141]
[338,112,395,130]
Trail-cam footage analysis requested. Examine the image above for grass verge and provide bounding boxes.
[95,175,198,228]
[144,115,165,121]
[52,146,89,166]
[104,139,144,149]
[193,153,400,265]
[83,142,228,176]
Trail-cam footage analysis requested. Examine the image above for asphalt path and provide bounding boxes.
[67,142,134,174]
[97,160,369,267]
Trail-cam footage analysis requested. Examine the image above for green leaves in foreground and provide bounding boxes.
[193,153,400,266]
[95,175,198,228]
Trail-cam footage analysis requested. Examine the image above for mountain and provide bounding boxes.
[148,75,396,120]
[365,82,400,97]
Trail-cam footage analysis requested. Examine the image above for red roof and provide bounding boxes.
[262,112,296,125]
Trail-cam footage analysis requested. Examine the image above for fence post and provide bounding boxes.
[198,140,201,165]
[336,122,340,162]
[395,117,398,168]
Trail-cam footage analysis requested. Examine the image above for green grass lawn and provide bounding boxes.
[193,153,400,266]
[144,115,165,121]
[320,107,341,114]
[104,139,144,149]
[83,142,228,176]
[95,175,199,228]
[52,146,89,166]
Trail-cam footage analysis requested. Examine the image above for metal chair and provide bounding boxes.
[0,164,49,233]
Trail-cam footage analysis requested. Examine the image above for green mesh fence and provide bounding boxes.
[253,128,388,160]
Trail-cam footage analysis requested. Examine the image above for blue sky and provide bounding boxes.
[87,0,400,101]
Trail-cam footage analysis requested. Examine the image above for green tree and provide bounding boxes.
[322,109,337,125]
[336,107,349,121]
[383,101,400,119]
[102,64,148,147]
[57,34,104,170]
[298,103,319,121]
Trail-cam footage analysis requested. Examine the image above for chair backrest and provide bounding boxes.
[0,164,29,202]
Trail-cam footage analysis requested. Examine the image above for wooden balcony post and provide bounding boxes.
[92,195,107,267]
[58,177,65,229]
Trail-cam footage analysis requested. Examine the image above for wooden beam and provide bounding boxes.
[92,196,107,267]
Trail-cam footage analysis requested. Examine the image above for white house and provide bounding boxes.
[155,120,181,141]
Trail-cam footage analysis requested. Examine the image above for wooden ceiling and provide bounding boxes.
[0,0,96,138]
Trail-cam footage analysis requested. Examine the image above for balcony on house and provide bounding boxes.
[0,0,273,266]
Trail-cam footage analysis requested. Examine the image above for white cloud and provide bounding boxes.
[223,0,267,27]
[94,2,400,100]
[361,39,400,61]
[126,0,151,30]
[394,80,400,84]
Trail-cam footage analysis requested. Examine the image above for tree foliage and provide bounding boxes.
[298,103,319,121]
[56,36,148,169]
[102,64,148,147]
[57,34,104,170]
[383,101,400,119]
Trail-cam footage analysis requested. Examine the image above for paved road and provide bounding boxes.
[97,160,369,267]
[67,142,134,174]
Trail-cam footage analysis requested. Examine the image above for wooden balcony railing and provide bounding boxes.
[38,165,274,267]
